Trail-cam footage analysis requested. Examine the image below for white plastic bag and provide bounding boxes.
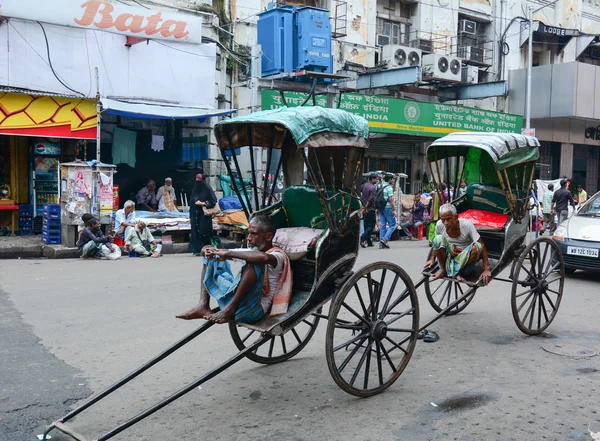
[101,244,122,260]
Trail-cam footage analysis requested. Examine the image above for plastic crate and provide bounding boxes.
[43,204,61,213]
[42,217,61,227]
[19,218,33,227]
[42,229,61,238]
[19,204,34,217]
[19,227,33,236]
[42,235,61,245]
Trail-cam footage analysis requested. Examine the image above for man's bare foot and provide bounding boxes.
[205,309,236,324]
[456,274,465,282]
[432,270,447,281]
[176,305,212,320]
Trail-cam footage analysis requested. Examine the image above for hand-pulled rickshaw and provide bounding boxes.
[43,110,564,441]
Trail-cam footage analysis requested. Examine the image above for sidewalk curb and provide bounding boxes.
[0,239,242,259]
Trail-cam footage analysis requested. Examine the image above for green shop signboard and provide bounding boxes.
[261,90,523,138]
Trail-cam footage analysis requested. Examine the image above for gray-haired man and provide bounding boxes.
[136,180,157,211]
[424,203,491,285]
[115,200,136,239]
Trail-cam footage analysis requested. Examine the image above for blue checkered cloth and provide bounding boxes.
[203,257,266,323]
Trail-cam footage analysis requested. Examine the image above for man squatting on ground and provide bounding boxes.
[176,215,292,324]
[424,203,492,285]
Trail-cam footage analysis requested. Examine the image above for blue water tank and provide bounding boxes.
[257,5,295,77]
[294,7,332,74]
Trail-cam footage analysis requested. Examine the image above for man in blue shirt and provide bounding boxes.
[379,174,397,248]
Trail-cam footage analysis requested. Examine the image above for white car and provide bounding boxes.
[553,191,600,273]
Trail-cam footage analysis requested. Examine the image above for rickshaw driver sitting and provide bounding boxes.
[176,215,292,324]
[424,204,492,285]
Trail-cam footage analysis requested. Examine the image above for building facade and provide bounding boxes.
[0,0,231,236]
[226,0,600,195]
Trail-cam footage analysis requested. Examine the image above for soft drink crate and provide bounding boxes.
[19,227,33,236]
[19,204,34,217]
[20,218,33,227]
[43,224,61,234]
[42,217,61,227]
[43,204,60,212]
[42,234,61,245]
[42,229,61,240]
[42,204,60,221]
[43,204,61,218]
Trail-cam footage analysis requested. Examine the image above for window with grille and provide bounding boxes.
[377,18,410,45]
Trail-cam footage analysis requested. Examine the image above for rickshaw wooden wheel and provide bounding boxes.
[325,262,419,397]
[424,249,477,315]
[229,308,321,365]
[511,237,564,335]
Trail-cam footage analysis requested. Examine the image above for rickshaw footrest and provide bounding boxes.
[52,422,89,441]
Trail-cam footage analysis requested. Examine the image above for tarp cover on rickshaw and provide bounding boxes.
[427,132,540,170]
[215,106,369,151]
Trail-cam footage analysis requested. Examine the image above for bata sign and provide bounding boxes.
[0,0,202,43]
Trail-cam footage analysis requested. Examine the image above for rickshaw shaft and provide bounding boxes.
[96,337,267,441]
[56,317,217,425]
[418,284,478,333]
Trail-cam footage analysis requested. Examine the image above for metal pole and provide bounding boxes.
[250,44,260,113]
[95,67,102,216]
[525,6,533,130]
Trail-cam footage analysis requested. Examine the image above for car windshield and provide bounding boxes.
[578,192,600,216]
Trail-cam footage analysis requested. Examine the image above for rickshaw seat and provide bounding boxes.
[457,185,511,231]
[458,209,510,231]
[282,185,325,228]
[464,184,509,214]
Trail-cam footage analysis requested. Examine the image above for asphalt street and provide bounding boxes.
[2,238,600,441]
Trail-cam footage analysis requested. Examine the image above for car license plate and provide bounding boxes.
[567,246,599,258]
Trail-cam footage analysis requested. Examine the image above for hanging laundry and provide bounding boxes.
[112,127,137,168]
[151,135,165,152]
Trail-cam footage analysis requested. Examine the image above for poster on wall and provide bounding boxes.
[61,166,93,218]
[99,172,114,213]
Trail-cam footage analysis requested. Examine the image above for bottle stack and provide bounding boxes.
[18,204,33,236]
[42,204,61,245]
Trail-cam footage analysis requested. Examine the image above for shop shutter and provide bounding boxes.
[367,139,414,158]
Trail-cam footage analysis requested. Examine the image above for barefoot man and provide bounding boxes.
[176,215,292,324]
[424,204,492,285]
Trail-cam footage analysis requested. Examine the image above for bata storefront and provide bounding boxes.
[261,90,524,193]
[0,91,96,235]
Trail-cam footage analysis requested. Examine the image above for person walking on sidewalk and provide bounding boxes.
[360,174,378,248]
[378,174,397,249]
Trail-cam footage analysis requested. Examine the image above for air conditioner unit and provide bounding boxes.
[459,19,477,35]
[458,45,486,64]
[376,34,391,46]
[461,65,479,84]
[382,45,422,68]
[422,54,462,82]
[589,47,600,59]
[410,38,433,54]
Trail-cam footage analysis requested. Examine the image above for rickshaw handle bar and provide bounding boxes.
[52,315,217,425]
[96,337,267,441]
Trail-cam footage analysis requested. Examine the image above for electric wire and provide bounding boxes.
[37,21,85,96]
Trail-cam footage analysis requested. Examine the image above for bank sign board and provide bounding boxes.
[261,91,523,137]
[0,0,202,43]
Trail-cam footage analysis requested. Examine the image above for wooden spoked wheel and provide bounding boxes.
[229,308,321,365]
[511,237,564,335]
[424,249,477,315]
[325,262,419,397]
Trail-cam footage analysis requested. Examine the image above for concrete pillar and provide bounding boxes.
[560,143,574,178]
